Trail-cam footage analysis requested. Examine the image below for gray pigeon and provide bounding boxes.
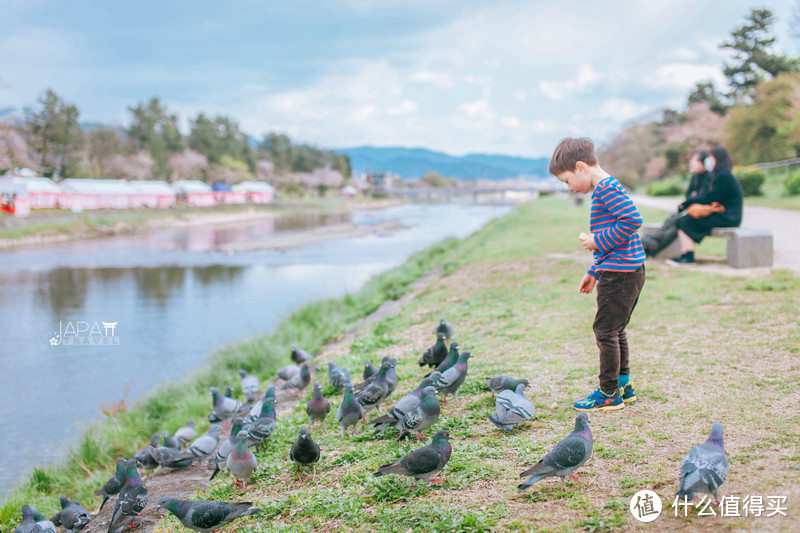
[238,369,260,403]
[675,423,729,504]
[435,351,472,401]
[489,383,535,432]
[161,431,180,449]
[14,506,40,533]
[327,362,351,391]
[426,342,459,377]
[355,356,395,391]
[356,360,393,414]
[336,382,363,436]
[371,373,441,436]
[435,318,454,339]
[150,443,195,470]
[244,385,276,425]
[50,496,91,533]
[108,460,148,533]
[227,431,258,488]
[157,497,260,533]
[95,457,127,512]
[209,417,244,481]
[277,364,301,381]
[385,360,399,397]
[30,509,56,533]
[373,430,452,483]
[363,360,378,381]
[281,363,311,392]
[418,333,448,367]
[485,376,530,397]
[291,345,314,364]
[173,419,196,448]
[245,398,277,449]
[209,387,244,422]
[132,433,160,472]
[290,427,321,471]
[177,424,221,463]
[306,382,331,427]
[518,413,593,491]
[395,386,441,441]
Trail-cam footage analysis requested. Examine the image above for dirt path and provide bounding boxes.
[632,195,800,272]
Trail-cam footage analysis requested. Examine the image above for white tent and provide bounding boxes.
[59,179,134,210]
[0,175,60,208]
[235,180,275,204]
[171,180,216,206]
[129,180,176,208]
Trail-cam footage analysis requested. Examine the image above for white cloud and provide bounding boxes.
[502,115,520,128]
[513,90,528,102]
[646,62,726,91]
[597,98,651,121]
[386,99,418,116]
[463,74,494,86]
[408,69,455,89]
[458,99,495,121]
[663,47,700,62]
[539,64,599,100]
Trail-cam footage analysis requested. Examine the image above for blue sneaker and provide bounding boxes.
[620,381,636,404]
[573,389,624,412]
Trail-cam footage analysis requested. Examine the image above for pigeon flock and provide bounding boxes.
[13,317,730,532]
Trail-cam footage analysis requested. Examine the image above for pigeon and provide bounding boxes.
[161,430,180,449]
[327,362,351,391]
[363,360,378,381]
[354,356,394,391]
[14,505,39,533]
[518,413,593,491]
[426,342,459,377]
[291,345,314,364]
[209,417,244,481]
[108,460,148,533]
[290,427,321,471]
[371,373,441,436]
[306,382,331,428]
[485,376,530,397]
[50,496,91,533]
[489,383,535,432]
[209,387,244,422]
[418,333,448,368]
[131,433,161,472]
[675,422,729,504]
[238,369,260,403]
[385,359,399,397]
[151,443,195,470]
[435,351,472,401]
[356,360,393,414]
[244,385,276,425]
[281,363,311,392]
[395,386,441,441]
[177,424,221,463]
[336,382,363,436]
[225,386,235,399]
[245,398,277,449]
[173,419,196,449]
[277,364,301,381]
[30,509,56,533]
[435,318,454,339]
[95,457,127,512]
[227,431,258,488]
[157,497,261,533]
[373,430,452,483]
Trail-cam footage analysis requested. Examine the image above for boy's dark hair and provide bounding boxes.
[692,149,708,163]
[710,146,732,176]
[548,137,598,176]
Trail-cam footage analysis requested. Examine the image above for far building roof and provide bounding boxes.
[171,180,213,194]
[59,178,134,194]
[129,180,176,195]
[0,176,60,193]
[235,180,275,192]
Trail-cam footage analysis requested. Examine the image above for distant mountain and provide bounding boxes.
[335,146,549,180]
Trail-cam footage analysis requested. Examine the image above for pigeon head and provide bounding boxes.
[299,427,310,440]
[450,342,459,349]
[225,386,234,397]
[259,398,276,418]
[574,413,591,433]
[327,362,335,369]
[30,509,47,522]
[520,379,530,387]
[187,418,195,428]
[264,385,276,400]
[157,496,187,517]
[440,318,446,325]
[459,351,472,362]
[313,382,322,391]
[207,423,222,436]
[149,433,161,446]
[419,376,438,389]
[431,430,450,445]
[21,505,33,520]
[437,333,446,341]
[708,422,724,448]
[231,417,244,436]
[238,369,247,378]
[421,386,438,397]
[59,495,70,509]
[364,361,373,368]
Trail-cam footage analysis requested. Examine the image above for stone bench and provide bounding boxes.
[641,224,773,268]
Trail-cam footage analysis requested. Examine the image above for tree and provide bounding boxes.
[687,81,728,114]
[24,88,85,178]
[420,172,446,187]
[720,8,799,102]
[88,127,122,178]
[127,98,183,179]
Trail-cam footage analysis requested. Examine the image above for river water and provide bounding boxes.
[0,202,511,494]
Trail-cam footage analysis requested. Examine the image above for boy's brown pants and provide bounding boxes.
[593,265,646,394]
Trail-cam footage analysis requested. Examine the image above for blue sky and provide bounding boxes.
[1,0,797,157]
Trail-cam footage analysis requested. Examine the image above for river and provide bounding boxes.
[0,202,511,494]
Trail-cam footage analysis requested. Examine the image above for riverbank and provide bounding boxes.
[0,197,406,250]
[4,197,799,532]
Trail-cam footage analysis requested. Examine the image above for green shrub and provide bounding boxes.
[738,170,765,197]
[647,182,683,196]
[784,172,800,196]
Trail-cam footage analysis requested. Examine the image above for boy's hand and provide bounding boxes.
[579,232,599,251]
[579,273,596,294]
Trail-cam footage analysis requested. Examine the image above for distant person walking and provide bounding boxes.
[669,146,743,265]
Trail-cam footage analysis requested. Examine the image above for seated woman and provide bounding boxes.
[669,146,743,264]
[641,149,711,256]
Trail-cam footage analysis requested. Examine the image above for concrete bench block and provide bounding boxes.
[641,224,681,259]
[711,228,774,268]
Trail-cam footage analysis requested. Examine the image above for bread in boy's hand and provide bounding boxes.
[578,232,589,241]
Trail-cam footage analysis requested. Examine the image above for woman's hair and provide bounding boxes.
[710,146,732,175]
[693,149,708,163]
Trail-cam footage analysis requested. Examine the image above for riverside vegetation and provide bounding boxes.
[3,196,799,532]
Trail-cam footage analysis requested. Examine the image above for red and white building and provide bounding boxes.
[172,180,216,207]
[129,180,176,208]
[58,179,139,210]
[1,169,60,209]
[235,181,275,204]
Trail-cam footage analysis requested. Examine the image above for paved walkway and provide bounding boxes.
[631,195,800,272]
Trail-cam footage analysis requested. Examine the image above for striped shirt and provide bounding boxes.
[588,176,645,278]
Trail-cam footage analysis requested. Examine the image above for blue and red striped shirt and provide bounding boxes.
[588,177,645,278]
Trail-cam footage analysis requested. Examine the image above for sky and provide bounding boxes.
[0,0,797,158]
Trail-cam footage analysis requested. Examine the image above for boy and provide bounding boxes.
[549,138,646,411]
